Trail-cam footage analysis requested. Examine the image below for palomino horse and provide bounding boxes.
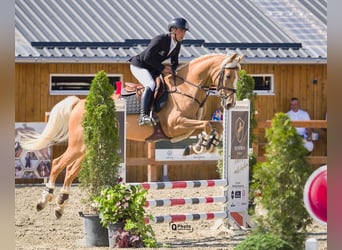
[19,52,243,218]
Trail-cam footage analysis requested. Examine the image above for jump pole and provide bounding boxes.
[130,178,228,224]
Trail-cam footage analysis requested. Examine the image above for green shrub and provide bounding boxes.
[79,70,121,201]
[234,232,294,250]
[250,112,313,249]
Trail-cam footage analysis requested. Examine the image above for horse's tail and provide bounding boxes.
[19,96,80,151]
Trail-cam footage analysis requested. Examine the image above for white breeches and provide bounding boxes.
[130,64,156,90]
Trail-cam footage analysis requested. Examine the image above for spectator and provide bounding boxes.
[286,97,314,153]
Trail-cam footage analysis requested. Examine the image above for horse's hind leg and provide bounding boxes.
[36,145,83,213]
[53,101,85,218]
[36,98,86,214]
[36,154,67,211]
[54,154,84,219]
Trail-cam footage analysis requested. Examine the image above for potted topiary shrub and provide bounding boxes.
[78,70,157,248]
[94,182,157,248]
[78,70,122,247]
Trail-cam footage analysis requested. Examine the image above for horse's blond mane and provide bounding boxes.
[176,53,232,72]
[193,53,226,61]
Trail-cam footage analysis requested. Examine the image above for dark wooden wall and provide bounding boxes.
[15,62,327,182]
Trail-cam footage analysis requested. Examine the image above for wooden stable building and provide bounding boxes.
[15,61,327,182]
[15,0,327,182]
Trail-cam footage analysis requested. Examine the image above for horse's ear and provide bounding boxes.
[237,55,244,63]
[226,52,237,60]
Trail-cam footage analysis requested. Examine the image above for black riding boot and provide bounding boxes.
[139,87,154,126]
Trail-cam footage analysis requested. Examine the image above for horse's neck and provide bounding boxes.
[166,55,222,87]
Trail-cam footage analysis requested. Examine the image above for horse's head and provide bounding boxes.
[215,53,244,109]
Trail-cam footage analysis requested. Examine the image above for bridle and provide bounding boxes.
[215,64,239,105]
[168,62,239,108]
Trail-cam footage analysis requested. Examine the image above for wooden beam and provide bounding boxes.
[126,157,217,166]
[259,120,328,128]
[256,156,327,165]
[147,142,157,182]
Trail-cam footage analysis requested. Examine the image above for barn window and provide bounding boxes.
[251,74,274,95]
[50,74,122,95]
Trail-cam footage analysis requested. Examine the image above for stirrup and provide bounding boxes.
[138,115,153,126]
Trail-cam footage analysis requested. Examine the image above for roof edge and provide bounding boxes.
[31,41,303,49]
[15,57,326,64]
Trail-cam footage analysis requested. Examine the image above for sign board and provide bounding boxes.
[223,99,250,223]
[15,123,51,179]
[115,98,126,182]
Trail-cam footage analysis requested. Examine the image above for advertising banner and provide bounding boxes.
[223,100,250,214]
[15,123,51,179]
[115,99,126,182]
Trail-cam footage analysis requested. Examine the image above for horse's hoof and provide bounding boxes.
[36,190,54,212]
[183,146,191,156]
[36,198,51,212]
[36,203,44,212]
[55,207,64,219]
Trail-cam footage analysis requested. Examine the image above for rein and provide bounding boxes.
[168,67,237,108]
[168,74,211,107]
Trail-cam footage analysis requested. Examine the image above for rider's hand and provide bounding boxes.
[162,66,172,75]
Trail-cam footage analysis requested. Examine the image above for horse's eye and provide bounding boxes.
[226,74,231,80]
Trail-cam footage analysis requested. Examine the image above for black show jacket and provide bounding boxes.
[129,33,181,77]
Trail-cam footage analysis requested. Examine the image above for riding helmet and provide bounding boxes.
[168,17,189,31]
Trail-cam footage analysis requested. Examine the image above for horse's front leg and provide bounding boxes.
[205,121,223,153]
[172,118,223,155]
[183,129,220,155]
[55,153,84,219]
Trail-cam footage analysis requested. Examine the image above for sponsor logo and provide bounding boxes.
[169,223,193,232]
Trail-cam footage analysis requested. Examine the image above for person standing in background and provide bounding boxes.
[286,97,314,153]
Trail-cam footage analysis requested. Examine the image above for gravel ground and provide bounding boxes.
[15,184,327,249]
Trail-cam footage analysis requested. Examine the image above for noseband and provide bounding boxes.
[216,68,237,93]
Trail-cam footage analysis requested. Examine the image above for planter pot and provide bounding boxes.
[108,221,125,248]
[79,212,109,247]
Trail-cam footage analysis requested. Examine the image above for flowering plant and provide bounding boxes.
[93,182,157,247]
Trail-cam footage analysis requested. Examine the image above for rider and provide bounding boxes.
[129,17,189,126]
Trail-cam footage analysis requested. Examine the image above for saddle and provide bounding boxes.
[123,76,166,103]
[122,76,170,142]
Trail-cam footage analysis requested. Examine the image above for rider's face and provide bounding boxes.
[173,28,187,42]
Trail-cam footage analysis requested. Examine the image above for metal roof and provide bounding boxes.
[15,0,327,64]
